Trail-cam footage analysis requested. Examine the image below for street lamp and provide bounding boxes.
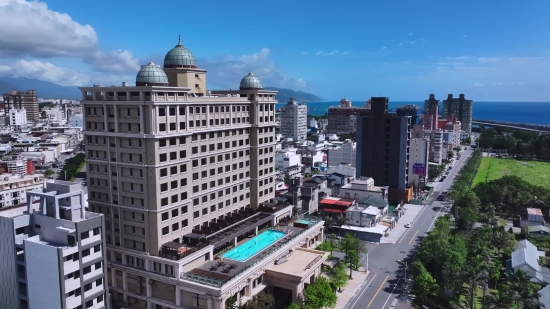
[397,259,409,281]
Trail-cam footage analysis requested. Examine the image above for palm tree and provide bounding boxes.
[483,290,512,309]
[505,269,541,309]
[491,226,514,257]
[461,254,490,309]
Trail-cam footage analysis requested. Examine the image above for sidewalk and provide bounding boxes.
[334,267,371,309]
[381,204,424,244]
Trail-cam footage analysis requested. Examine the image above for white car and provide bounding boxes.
[405,223,412,228]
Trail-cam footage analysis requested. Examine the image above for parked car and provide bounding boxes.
[405,223,412,228]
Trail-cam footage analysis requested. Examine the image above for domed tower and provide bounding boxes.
[135,61,169,86]
[239,72,263,90]
[162,35,207,95]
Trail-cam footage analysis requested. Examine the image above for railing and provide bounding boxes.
[158,242,210,260]
[305,255,323,270]
[180,219,322,287]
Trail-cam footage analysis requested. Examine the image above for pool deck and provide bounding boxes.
[188,225,306,283]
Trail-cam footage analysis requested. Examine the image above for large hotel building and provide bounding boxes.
[81,37,325,309]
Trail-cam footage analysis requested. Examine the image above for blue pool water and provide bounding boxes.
[295,219,311,225]
[222,230,286,262]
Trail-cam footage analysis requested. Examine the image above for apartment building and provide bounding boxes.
[0,181,109,309]
[327,139,356,167]
[2,90,40,123]
[427,130,443,164]
[442,94,473,133]
[408,138,429,189]
[275,148,301,170]
[356,97,412,204]
[279,98,307,141]
[423,94,439,131]
[395,105,420,125]
[79,38,327,309]
[326,98,370,135]
[9,109,28,130]
[0,174,44,210]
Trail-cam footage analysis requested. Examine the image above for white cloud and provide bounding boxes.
[327,50,339,56]
[316,51,324,56]
[444,56,470,60]
[302,51,308,55]
[342,51,351,55]
[409,41,416,45]
[0,0,97,57]
[472,83,485,87]
[0,59,132,86]
[0,0,139,74]
[84,50,140,74]
[478,57,500,63]
[200,48,307,89]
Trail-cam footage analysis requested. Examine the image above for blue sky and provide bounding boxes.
[1,0,550,101]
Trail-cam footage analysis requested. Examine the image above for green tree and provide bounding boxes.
[411,260,439,304]
[243,291,275,309]
[285,303,300,309]
[302,276,337,309]
[330,263,348,292]
[44,169,55,178]
[455,206,478,232]
[339,233,367,279]
[448,150,454,159]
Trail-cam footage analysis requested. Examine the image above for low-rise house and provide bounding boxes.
[507,239,550,284]
[339,177,388,201]
[318,197,356,216]
[339,203,390,242]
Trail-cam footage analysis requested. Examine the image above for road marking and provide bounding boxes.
[367,275,389,307]
[408,230,419,245]
[348,273,377,309]
[381,278,401,309]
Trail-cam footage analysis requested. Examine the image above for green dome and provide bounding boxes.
[136,61,169,86]
[163,35,197,68]
[239,72,263,90]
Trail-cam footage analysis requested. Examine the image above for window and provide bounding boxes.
[81,231,89,240]
[169,107,176,116]
[162,227,169,235]
[172,209,179,217]
[161,212,169,221]
[159,123,166,131]
[83,265,91,274]
[193,211,199,219]
[182,219,188,228]
[158,108,166,116]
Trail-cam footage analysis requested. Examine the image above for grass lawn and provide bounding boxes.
[472,157,550,187]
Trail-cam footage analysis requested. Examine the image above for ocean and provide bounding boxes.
[276,101,550,126]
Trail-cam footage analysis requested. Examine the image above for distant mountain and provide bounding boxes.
[0,76,325,103]
[264,87,325,103]
[0,75,80,99]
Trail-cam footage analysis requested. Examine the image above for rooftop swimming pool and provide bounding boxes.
[295,219,311,225]
[221,230,286,262]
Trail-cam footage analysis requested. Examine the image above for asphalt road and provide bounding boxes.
[348,148,473,309]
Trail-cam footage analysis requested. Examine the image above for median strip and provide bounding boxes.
[367,275,388,307]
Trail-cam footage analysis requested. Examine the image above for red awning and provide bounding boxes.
[322,208,344,214]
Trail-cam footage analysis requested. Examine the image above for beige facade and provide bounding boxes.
[81,87,278,255]
[80,39,330,309]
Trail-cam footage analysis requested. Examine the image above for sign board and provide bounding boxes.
[413,163,426,176]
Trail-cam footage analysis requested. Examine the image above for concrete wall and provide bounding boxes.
[0,217,19,309]
[25,239,62,309]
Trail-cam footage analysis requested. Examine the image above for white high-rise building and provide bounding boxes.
[408,138,430,188]
[280,98,307,141]
[0,181,109,309]
[327,140,357,167]
[9,109,27,130]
